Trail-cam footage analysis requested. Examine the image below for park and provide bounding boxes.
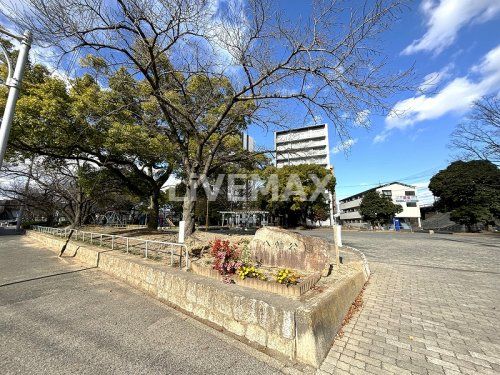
[1,1,499,374]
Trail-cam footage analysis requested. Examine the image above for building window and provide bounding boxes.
[405,191,415,196]
[382,190,392,197]
[407,202,417,207]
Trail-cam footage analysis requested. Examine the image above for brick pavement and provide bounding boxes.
[305,231,500,375]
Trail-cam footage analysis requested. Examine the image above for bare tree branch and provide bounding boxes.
[449,96,500,164]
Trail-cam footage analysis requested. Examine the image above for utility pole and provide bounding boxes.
[0,29,32,170]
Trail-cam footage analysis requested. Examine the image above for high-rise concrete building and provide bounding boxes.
[274,124,335,226]
[274,124,330,168]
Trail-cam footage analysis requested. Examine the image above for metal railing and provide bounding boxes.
[31,225,189,269]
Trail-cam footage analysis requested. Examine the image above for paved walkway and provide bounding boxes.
[303,230,500,375]
[0,235,285,375]
[2,231,499,375]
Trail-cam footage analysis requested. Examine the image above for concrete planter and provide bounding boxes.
[191,262,321,298]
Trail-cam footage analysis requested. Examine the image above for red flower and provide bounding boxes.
[211,239,241,275]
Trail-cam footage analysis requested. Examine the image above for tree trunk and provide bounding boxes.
[59,228,75,257]
[46,214,55,226]
[68,192,84,229]
[72,204,81,228]
[147,189,160,230]
[182,187,196,236]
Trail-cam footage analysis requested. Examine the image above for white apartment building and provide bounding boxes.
[339,182,421,228]
[274,124,330,168]
[274,124,334,226]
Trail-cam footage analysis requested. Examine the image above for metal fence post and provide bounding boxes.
[185,247,189,269]
[31,226,189,269]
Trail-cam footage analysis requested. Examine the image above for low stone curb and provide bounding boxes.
[342,245,371,279]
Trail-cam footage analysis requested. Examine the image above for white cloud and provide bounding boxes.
[386,77,479,129]
[403,0,500,55]
[162,174,182,189]
[0,21,77,86]
[354,109,370,126]
[375,44,500,142]
[313,115,323,124]
[373,132,389,144]
[332,138,358,154]
[205,0,248,65]
[414,180,435,205]
[30,45,78,86]
[418,63,454,92]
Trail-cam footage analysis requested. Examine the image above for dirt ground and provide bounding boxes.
[82,225,254,251]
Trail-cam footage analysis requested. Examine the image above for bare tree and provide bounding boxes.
[449,96,500,164]
[1,159,101,227]
[3,0,413,234]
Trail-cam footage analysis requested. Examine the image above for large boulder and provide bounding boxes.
[249,227,331,273]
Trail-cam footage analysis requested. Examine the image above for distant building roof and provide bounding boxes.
[275,123,326,135]
[339,182,416,202]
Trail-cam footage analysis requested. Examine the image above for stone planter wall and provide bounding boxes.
[26,231,368,368]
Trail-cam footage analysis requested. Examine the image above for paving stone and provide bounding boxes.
[311,231,500,375]
[395,359,428,374]
[470,351,500,365]
[364,364,387,375]
[354,353,382,367]
[427,355,460,371]
[336,360,350,372]
[381,362,412,374]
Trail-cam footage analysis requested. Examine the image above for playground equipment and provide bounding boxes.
[94,211,130,227]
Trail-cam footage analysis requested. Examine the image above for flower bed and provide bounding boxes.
[190,262,321,298]
[191,238,321,298]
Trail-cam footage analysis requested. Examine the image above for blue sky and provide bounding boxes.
[247,0,500,204]
[1,0,499,205]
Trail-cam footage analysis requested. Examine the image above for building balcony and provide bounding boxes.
[339,198,362,210]
[340,211,362,220]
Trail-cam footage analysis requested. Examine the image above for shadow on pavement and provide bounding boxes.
[0,267,96,288]
[0,227,25,236]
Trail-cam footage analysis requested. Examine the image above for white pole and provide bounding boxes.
[178,220,185,244]
[328,191,335,226]
[0,30,32,170]
[328,167,340,268]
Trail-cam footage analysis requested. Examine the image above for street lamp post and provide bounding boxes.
[0,28,32,170]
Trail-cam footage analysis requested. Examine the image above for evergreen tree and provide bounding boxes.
[429,160,500,231]
[359,190,403,227]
